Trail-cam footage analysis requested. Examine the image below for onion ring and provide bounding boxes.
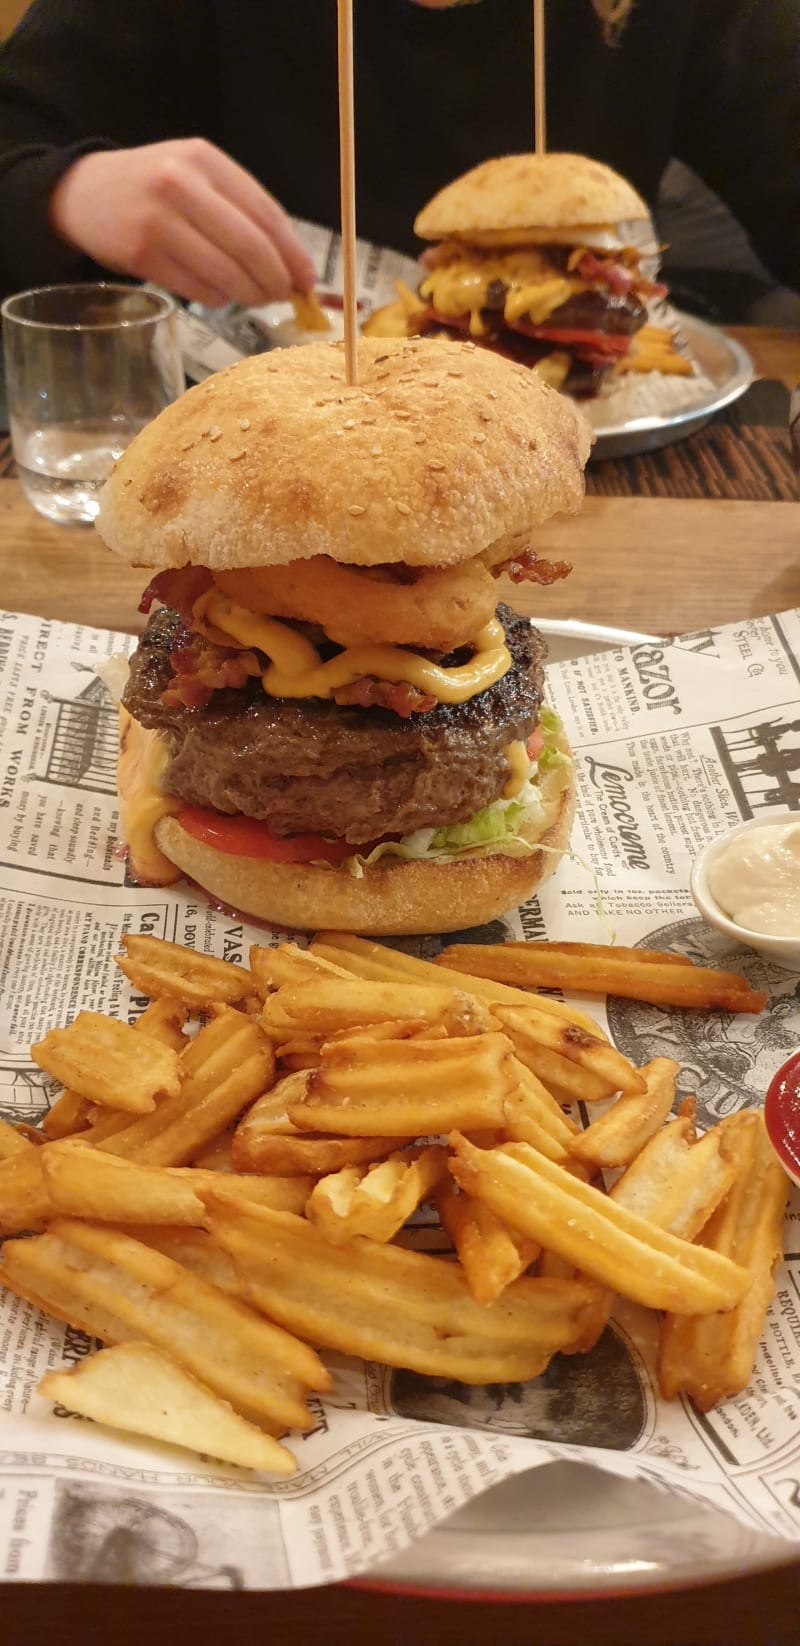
[213,557,498,651]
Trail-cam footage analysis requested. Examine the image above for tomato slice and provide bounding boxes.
[526,726,545,760]
[177,807,354,863]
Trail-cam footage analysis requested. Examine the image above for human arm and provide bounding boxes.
[0,0,315,302]
[674,0,800,292]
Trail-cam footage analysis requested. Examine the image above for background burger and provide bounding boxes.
[96,335,591,936]
[367,152,691,399]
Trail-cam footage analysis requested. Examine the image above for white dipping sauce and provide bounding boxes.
[707,822,800,938]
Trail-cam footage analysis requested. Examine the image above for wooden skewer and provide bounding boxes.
[533,0,546,155]
[337,0,359,386]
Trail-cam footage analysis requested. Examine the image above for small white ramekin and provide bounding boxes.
[689,816,800,973]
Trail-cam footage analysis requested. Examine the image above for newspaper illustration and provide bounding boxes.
[176,215,714,428]
[1,605,800,1589]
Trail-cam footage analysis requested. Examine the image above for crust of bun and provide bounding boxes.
[414,153,649,244]
[154,741,575,938]
[96,337,591,573]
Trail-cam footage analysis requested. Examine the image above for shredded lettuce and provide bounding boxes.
[344,704,569,878]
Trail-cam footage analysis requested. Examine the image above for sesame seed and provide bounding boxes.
[423,380,440,389]
[479,410,492,422]
[229,449,246,462]
[239,418,251,431]
[343,418,356,429]
[348,504,366,516]
[415,433,427,444]
[474,432,487,443]
[487,390,498,400]
[395,410,411,420]
[447,369,464,379]
[427,460,446,471]
[396,501,411,515]
[180,438,195,451]
[362,415,376,425]
[371,445,382,456]
[208,426,222,441]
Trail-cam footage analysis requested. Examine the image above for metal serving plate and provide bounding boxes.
[356,618,794,1602]
[588,313,754,461]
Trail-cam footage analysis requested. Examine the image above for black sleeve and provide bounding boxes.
[0,0,215,295]
[674,0,800,292]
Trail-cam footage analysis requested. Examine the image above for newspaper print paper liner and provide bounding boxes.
[1,611,800,1597]
[180,218,752,462]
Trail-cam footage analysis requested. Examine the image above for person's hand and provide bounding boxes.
[49,139,318,307]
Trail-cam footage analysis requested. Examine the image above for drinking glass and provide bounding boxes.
[2,283,184,525]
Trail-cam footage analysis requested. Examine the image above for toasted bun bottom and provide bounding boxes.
[155,742,575,937]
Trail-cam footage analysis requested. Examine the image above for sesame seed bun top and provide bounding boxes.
[414,152,650,249]
[96,336,592,573]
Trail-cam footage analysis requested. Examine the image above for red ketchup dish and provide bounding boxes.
[765,1052,800,1187]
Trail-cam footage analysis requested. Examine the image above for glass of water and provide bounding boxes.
[1,283,184,525]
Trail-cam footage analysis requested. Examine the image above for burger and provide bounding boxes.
[96,335,591,936]
[367,152,690,398]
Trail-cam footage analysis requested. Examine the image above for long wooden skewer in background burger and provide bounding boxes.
[534,0,546,157]
[337,0,359,388]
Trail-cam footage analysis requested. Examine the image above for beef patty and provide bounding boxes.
[123,603,545,843]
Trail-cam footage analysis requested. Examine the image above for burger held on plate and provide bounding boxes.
[96,335,591,935]
[366,152,692,399]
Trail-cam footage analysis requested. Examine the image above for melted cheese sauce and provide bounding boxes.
[503,740,531,799]
[420,248,589,336]
[196,591,512,705]
[117,706,180,884]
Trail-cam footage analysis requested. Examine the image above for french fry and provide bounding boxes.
[95,1010,276,1166]
[191,1130,235,1171]
[31,1012,181,1115]
[263,976,492,1041]
[290,1032,516,1137]
[569,1058,680,1169]
[291,289,331,332]
[41,1089,92,1141]
[501,1059,576,1163]
[40,1139,312,1225]
[233,1131,407,1178]
[249,941,356,997]
[500,1033,617,1106]
[436,1179,539,1306]
[311,933,603,1035]
[39,1343,296,1474]
[117,934,253,1009]
[135,996,191,1050]
[448,1133,750,1315]
[493,1004,644,1096]
[658,1114,791,1409]
[436,942,767,1014]
[203,1193,606,1383]
[74,999,193,1145]
[0,1148,54,1234]
[0,1117,35,1160]
[132,1226,244,1298]
[610,1110,737,1239]
[307,1146,447,1245]
[1,1220,330,1431]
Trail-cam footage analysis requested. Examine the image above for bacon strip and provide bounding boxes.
[139,565,213,619]
[332,678,437,716]
[492,550,572,587]
[161,626,261,709]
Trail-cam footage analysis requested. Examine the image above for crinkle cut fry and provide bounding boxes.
[658,1113,790,1409]
[310,933,604,1036]
[1,1219,330,1431]
[448,1133,750,1315]
[202,1192,606,1384]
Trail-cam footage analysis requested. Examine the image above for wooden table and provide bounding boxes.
[2,324,800,1646]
